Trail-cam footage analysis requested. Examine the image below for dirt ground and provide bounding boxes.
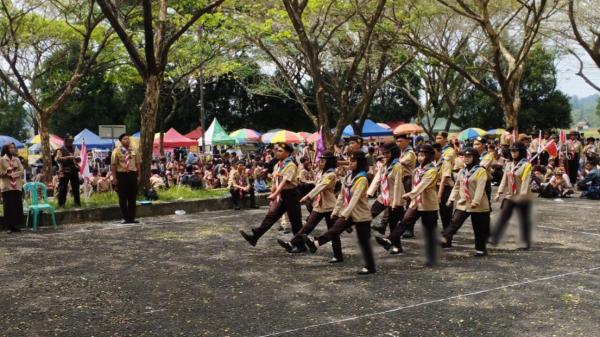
[1,196,598,337]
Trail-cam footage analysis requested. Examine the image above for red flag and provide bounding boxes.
[80,141,91,179]
[545,140,558,158]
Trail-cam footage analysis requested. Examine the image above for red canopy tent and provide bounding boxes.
[154,128,197,150]
[184,126,203,140]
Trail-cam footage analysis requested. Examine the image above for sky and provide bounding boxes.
[556,51,600,99]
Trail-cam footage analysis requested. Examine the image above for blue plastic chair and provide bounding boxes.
[23,182,57,231]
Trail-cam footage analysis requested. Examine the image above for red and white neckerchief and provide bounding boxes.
[507,159,527,195]
[380,158,399,206]
[461,165,480,203]
[314,168,335,206]
[120,146,131,172]
[343,171,367,207]
[413,163,435,205]
[274,157,294,203]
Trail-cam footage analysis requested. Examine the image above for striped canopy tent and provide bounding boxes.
[261,130,304,144]
[458,128,487,141]
[203,118,236,146]
[230,128,261,144]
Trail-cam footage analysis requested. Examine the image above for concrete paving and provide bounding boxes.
[0,196,598,337]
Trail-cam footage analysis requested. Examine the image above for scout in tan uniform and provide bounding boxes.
[0,143,24,232]
[566,131,582,183]
[277,151,342,261]
[303,151,376,275]
[441,148,490,256]
[228,160,257,210]
[491,141,534,250]
[368,141,405,236]
[474,136,493,211]
[297,157,315,213]
[435,132,456,234]
[56,134,81,207]
[111,133,141,224]
[375,144,440,267]
[395,134,417,238]
[241,143,303,248]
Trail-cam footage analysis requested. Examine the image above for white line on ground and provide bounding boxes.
[538,225,600,237]
[256,266,600,337]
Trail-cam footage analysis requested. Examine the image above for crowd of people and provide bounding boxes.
[237,130,600,275]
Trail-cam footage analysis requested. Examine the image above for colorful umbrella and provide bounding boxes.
[486,128,505,138]
[0,136,25,149]
[297,132,312,141]
[230,128,261,144]
[261,130,304,144]
[393,123,424,135]
[307,132,320,143]
[458,128,487,141]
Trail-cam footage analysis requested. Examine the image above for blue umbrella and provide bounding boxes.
[0,135,25,149]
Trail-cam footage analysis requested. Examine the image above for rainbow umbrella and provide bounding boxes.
[307,132,320,143]
[230,128,261,144]
[297,132,312,141]
[458,128,486,141]
[262,130,304,144]
[486,128,505,138]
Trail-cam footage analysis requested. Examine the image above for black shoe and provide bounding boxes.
[371,225,386,235]
[375,236,392,251]
[283,228,291,234]
[9,227,21,233]
[474,251,488,257]
[120,220,128,224]
[240,230,257,247]
[423,261,436,268]
[129,220,140,224]
[402,230,415,239]
[290,245,307,254]
[328,257,343,263]
[390,246,403,255]
[277,239,293,253]
[441,242,452,249]
[302,235,317,254]
[516,246,530,251]
[234,206,241,210]
[357,267,376,275]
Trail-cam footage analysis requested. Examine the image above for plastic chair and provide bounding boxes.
[23,182,57,231]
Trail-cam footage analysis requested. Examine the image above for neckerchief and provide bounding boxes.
[275,157,294,203]
[380,158,399,206]
[343,171,367,207]
[314,168,336,206]
[508,158,527,194]
[5,155,18,189]
[461,165,480,203]
[413,163,435,204]
[120,146,131,172]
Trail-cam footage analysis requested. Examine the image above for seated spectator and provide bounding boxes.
[180,165,202,189]
[253,170,269,193]
[149,168,166,190]
[96,171,112,193]
[228,161,257,210]
[577,158,600,199]
[217,168,229,188]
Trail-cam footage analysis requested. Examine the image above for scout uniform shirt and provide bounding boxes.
[274,157,298,190]
[406,163,439,211]
[400,147,416,179]
[439,144,456,187]
[367,159,405,208]
[228,169,250,189]
[498,159,533,201]
[448,165,489,213]
[297,166,314,185]
[56,146,80,175]
[0,155,24,192]
[111,146,140,172]
[332,171,371,222]
[305,169,337,213]
[567,139,583,159]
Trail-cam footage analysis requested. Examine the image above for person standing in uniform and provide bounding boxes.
[375,144,439,267]
[240,143,303,248]
[566,131,582,183]
[111,134,140,224]
[228,160,257,210]
[368,141,405,235]
[277,151,342,260]
[490,141,534,250]
[441,147,491,256]
[474,136,494,210]
[56,134,81,207]
[0,143,24,233]
[435,132,456,239]
[395,134,417,238]
[302,150,376,275]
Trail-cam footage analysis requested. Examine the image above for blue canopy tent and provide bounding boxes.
[0,135,25,149]
[74,128,114,150]
[342,119,393,137]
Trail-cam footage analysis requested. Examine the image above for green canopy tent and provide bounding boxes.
[201,118,236,146]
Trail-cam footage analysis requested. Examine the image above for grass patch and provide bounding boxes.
[157,186,227,201]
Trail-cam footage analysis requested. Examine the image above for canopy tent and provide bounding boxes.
[153,128,197,148]
[0,136,25,149]
[426,118,461,133]
[377,122,392,130]
[230,128,261,144]
[132,132,141,138]
[342,119,393,137]
[184,126,203,140]
[74,128,114,150]
[202,118,236,146]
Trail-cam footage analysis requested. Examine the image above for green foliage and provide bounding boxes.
[571,94,600,128]
[0,82,29,140]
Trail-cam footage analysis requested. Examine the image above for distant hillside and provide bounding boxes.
[570,94,600,127]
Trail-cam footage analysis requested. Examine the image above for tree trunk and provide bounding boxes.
[139,75,161,190]
[38,113,53,183]
[501,96,520,131]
